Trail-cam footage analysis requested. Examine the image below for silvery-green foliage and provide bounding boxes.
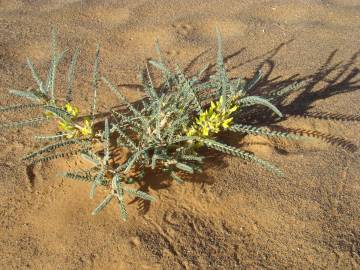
[0,31,99,165]
[100,30,304,191]
[0,29,308,219]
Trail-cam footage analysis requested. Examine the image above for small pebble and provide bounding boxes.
[130,236,141,247]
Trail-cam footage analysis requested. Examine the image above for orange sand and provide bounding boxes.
[0,0,359,269]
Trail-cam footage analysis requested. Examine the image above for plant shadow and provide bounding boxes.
[127,149,225,215]
[60,41,359,216]
[124,41,360,215]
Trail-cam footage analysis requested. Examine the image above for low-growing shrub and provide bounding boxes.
[1,30,308,220]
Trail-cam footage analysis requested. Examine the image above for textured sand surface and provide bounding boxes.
[0,0,360,269]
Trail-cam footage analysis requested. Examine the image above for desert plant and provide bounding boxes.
[100,30,304,176]
[0,30,100,165]
[0,31,156,219]
[1,29,310,219]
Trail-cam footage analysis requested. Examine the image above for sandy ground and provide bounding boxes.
[0,0,360,269]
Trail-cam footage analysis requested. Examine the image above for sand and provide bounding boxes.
[0,0,360,269]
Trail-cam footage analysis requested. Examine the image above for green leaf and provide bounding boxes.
[238,96,283,118]
[244,70,262,92]
[151,154,159,170]
[142,62,158,100]
[81,151,101,166]
[61,171,93,182]
[181,155,204,162]
[30,149,81,164]
[124,150,143,174]
[111,174,128,221]
[34,133,69,141]
[175,162,194,174]
[117,199,128,221]
[170,171,184,184]
[103,118,110,163]
[124,188,155,201]
[26,58,45,94]
[46,29,62,100]
[112,124,138,151]
[149,60,168,73]
[91,45,100,119]
[0,117,47,131]
[102,77,143,118]
[23,138,81,161]
[90,168,105,199]
[8,89,42,102]
[228,124,304,140]
[44,105,73,121]
[0,103,43,113]
[92,194,113,215]
[200,138,283,176]
[66,48,80,102]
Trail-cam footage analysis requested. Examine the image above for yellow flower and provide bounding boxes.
[222,117,233,128]
[58,120,77,138]
[64,103,79,118]
[185,127,197,137]
[59,120,75,132]
[57,104,93,139]
[202,127,209,137]
[184,96,239,139]
[80,118,93,137]
[44,110,55,118]
[229,105,238,113]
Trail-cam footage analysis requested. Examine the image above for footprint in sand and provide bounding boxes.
[192,19,247,41]
[172,23,194,37]
[165,49,180,58]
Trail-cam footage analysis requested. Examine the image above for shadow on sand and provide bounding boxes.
[26,41,360,215]
[122,41,360,214]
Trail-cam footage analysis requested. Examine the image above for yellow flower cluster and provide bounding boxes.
[58,103,93,139]
[186,96,238,138]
